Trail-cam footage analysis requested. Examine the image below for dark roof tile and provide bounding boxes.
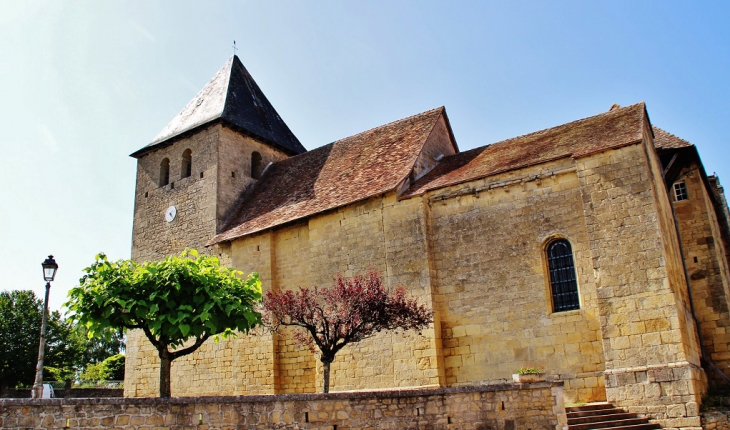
[131,56,305,158]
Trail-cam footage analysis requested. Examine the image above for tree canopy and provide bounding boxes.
[262,268,433,393]
[66,250,262,397]
[0,290,86,390]
[79,354,125,382]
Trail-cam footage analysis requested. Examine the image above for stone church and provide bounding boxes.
[126,55,730,424]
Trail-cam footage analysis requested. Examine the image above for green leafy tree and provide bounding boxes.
[79,354,125,382]
[0,290,85,389]
[103,354,125,380]
[66,250,262,397]
[43,314,86,381]
[79,327,125,365]
[78,361,110,382]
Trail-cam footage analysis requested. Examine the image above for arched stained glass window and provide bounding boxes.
[181,149,192,179]
[160,158,170,187]
[547,239,580,312]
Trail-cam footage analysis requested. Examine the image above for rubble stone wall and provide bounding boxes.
[0,383,565,430]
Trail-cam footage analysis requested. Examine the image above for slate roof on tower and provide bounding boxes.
[131,56,305,158]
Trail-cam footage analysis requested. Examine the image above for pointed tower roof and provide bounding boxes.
[131,56,306,158]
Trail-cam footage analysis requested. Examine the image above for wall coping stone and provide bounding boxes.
[0,381,562,407]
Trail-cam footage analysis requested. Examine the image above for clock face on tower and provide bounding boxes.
[165,205,177,222]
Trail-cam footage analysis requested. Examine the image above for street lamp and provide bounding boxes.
[32,255,58,399]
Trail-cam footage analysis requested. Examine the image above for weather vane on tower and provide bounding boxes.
[232,40,238,57]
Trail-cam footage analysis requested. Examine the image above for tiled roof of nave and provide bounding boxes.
[212,102,694,244]
[209,107,445,244]
[402,103,647,197]
[652,126,694,149]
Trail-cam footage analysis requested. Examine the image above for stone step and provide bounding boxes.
[567,408,630,418]
[571,425,660,430]
[566,402,615,413]
[565,402,662,430]
[568,412,637,424]
[568,419,660,430]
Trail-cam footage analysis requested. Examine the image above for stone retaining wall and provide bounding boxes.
[0,388,123,399]
[0,382,565,430]
[702,411,730,429]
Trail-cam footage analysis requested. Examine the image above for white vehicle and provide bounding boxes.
[32,384,55,398]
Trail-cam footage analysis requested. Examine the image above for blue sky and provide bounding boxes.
[1,1,729,311]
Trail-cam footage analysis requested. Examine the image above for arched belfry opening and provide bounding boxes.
[251,151,264,179]
[160,158,170,187]
[181,149,192,179]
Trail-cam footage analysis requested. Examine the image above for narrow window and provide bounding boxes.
[251,151,264,179]
[547,239,580,312]
[159,158,170,187]
[181,149,192,179]
[673,181,688,201]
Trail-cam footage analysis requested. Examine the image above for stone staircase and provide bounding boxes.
[566,403,661,430]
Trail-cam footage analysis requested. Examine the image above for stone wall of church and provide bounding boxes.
[126,191,442,397]
[126,124,292,397]
[216,126,291,229]
[425,157,605,403]
[238,193,443,394]
[674,166,730,382]
[126,125,710,416]
[576,131,705,425]
[131,124,221,262]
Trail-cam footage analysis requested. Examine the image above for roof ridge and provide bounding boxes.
[402,102,647,198]
[328,107,444,146]
[487,102,645,149]
[219,55,235,117]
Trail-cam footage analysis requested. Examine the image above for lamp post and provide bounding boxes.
[32,255,58,399]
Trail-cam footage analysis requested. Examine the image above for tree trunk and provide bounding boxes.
[159,350,171,398]
[322,359,331,394]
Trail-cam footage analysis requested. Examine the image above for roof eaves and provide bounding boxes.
[208,189,397,246]
[130,120,223,158]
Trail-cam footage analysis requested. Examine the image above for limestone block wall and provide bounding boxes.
[673,166,730,382]
[575,128,705,424]
[131,123,291,262]
[127,192,442,397]
[216,125,290,228]
[0,383,566,430]
[127,124,293,397]
[425,157,605,403]
[131,124,220,262]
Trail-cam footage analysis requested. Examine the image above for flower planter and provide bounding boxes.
[512,373,546,383]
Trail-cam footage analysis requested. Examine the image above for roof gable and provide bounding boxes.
[209,107,447,244]
[653,126,693,149]
[131,56,305,158]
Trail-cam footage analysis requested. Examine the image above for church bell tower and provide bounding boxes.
[129,56,306,262]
